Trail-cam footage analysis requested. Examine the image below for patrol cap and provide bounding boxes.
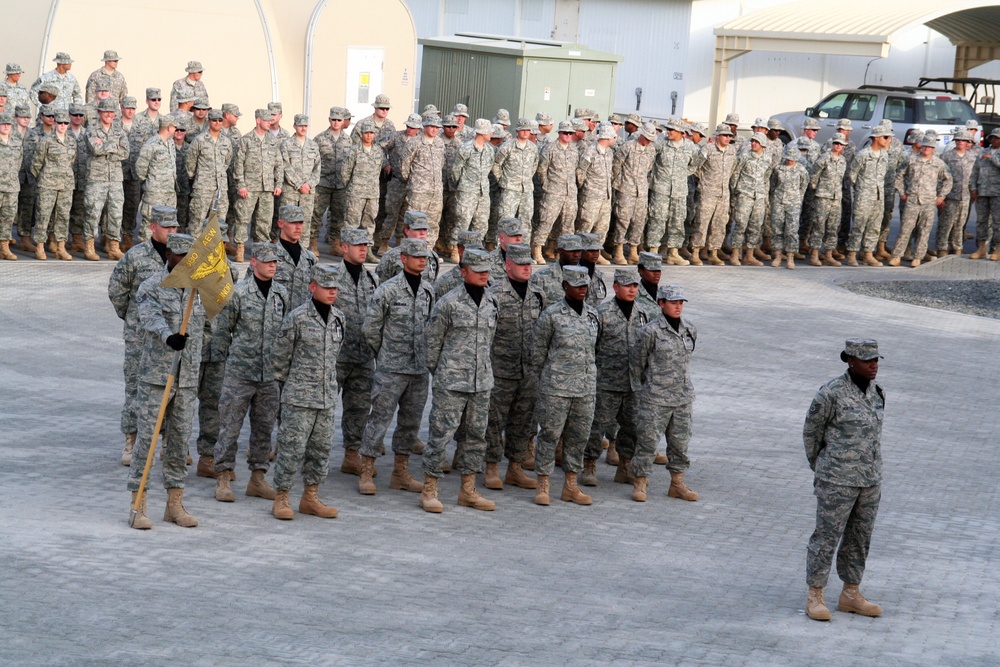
[192,97,210,110]
[95,78,112,92]
[919,130,939,145]
[491,124,506,140]
[252,242,279,263]
[293,114,309,126]
[442,114,459,127]
[556,234,584,251]
[657,284,687,302]
[614,268,640,285]
[207,109,223,120]
[399,237,431,258]
[608,113,624,125]
[146,87,162,100]
[751,117,767,129]
[505,243,532,265]
[222,103,241,117]
[267,102,282,114]
[405,113,422,130]
[837,119,853,131]
[597,124,617,140]
[498,217,524,237]
[638,251,662,270]
[97,98,117,112]
[185,60,204,73]
[452,103,470,118]
[0,112,13,125]
[69,103,85,115]
[578,232,603,251]
[175,91,195,104]
[535,112,553,126]
[766,118,784,131]
[310,263,342,288]
[750,132,768,144]
[557,120,574,133]
[625,113,643,127]
[460,248,492,272]
[151,205,179,227]
[39,104,55,117]
[422,115,442,128]
[15,105,31,118]
[40,83,60,96]
[831,132,848,145]
[54,110,70,123]
[511,117,530,132]
[328,106,348,120]
[279,205,306,222]
[494,108,511,125]
[358,119,376,134]
[404,210,429,229]
[723,112,740,125]
[782,145,800,161]
[842,338,882,361]
[474,118,492,135]
[802,118,820,131]
[456,230,484,249]
[373,94,391,109]
[53,52,74,64]
[573,108,594,121]
[158,115,178,129]
[121,96,137,109]
[870,125,894,138]
[640,121,658,141]
[340,228,370,246]
[5,63,22,75]
[562,265,590,287]
[102,50,120,62]
[954,129,974,142]
[714,123,734,137]
[166,233,195,254]
[172,114,188,131]
[254,108,273,121]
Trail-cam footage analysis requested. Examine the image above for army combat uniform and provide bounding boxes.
[31,127,77,250]
[279,130,321,241]
[401,133,446,246]
[938,144,976,253]
[185,131,233,237]
[83,117,130,244]
[891,149,952,263]
[342,139,387,242]
[451,139,494,243]
[808,150,847,254]
[768,155,809,254]
[534,138,579,245]
[233,130,283,243]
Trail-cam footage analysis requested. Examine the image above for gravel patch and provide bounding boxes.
[843,280,1000,319]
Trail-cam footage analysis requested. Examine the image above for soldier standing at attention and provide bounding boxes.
[449,118,495,262]
[645,119,699,266]
[728,132,773,267]
[420,248,500,513]
[272,205,319,309]
[135,116,178,232]
[83,98,129,261]
[375,210,440,283]
[341,118,386,262]
[269,264,346,521]
[768,145,809,270]
[212,243,288,502]
[31,110,76,260]
[170,61,208,112]
[233,109,283,247]
[691,124,737,265]
[845,125,892,267]
[576,126,615,258]
[578,232,608,306]
[807,133,848,267]
[937,129,976,256]
[126,233,204,529]
[401,115,446,247]
[889,130,952,268]
[185,108,233,237]
[357,238,436,496]
[0,111,22,261]
[970,129,1000,259]
[533,120,579,263]
[631,285,699,502]
[803,339,885,621]
[531,265,600,507]
[492,118,539,237]
[611,121,656,264]
[312,107,353,255]
[438,114,463,254]
[376,114,421,253]
[335,229,380,477]
[279,114,321,249]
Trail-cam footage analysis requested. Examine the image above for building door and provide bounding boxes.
[346,47,385,121]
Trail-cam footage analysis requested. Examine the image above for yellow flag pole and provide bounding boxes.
[129,287,197,527]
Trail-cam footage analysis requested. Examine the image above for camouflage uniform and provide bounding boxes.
[68,126,88,239]
[692,141,737,249]
[492,139,538,237]
[186,132,233,236]
[312,128,352,243]
[375,243,440,283]
[0,133,22,241]
[135,134,177,224]
[336,260,379,454]
[769,161,809,252]
[83,121,129,240]
[351,115,396,144]
[610,139,656,247]
[532,297,600,476]
[972,148,1000,249]
[31,131,76,243]
[85,68,128,106]
[212,275,288,475]
[127,267,205,491]
[30,70,83,111]
[440,131,464,244]
[632,312,697,477]
[576,143,614,239]
[234,131,283,242]
[272,239,319,310]
[376,129,413,245]
[486,274,544,465]
[938,148,976,252]
[279,135,321,240]
[401,136,446,245]
[877,137,906,248]
[804,371,884,588]
[535,141,578,243]
[646,139,699,248]
[17,125,47,241]
[4,82,30,114]
[528,259,571,310]
[808,151,847,251]
[342,142,386,240]
[729,150,773,249]
[359,272,435,459]
[892,153,952,261]
[270,299,346,492]
[169,77,208,112]
[173,137,191,231]
[847,146,890,252]
[422,283,499,477]
[451,141,494,242]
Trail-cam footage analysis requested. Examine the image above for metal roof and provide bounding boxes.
[418,34,622,62]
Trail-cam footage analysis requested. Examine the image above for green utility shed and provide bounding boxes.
[418,34,622,123]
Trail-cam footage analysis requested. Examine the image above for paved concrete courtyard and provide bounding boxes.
[1,258,997,666]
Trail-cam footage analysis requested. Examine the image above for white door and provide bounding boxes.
[345,47,385,122]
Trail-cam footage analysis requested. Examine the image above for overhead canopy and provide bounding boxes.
[708,0,1000,127]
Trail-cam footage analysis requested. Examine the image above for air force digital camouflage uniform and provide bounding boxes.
[135,119,178,224]
[273,208,319,310]
[972,138,1000,250]
[576,139,614,240]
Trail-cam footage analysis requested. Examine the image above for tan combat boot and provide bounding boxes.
[484,242,497,252]
[844,251,859,267]
[689,247,703,266]
[420,475,444,513]
[770,250,784,267]
[580,458,598,487]
[340,449,362,476]
[807,249,821,266]
[595,250,610,265]
[605,439,619,466]
[648,245,660,255]
[447,244,460,264]
[862,252,882,267]
[299,484,338,518]
[390,454,423,492]
[543,238,557,260]
[970,241,988,259]
[631,476,648,502]
[483,462,503,490]
[523,437,535,471]
[614,458,635,484]
[246,469,277,500]
[728,248,742,266]
[806,587,831,621]
[19,236,36,253]
[743,247,763,266]
[706,248,724,266]
[55,240,72,260]
[754,246,771,261]
[215,471,236,502]
[83,237,100,261]
[70,233,85,253]
[309,238,319,255]
[820,249,840,267]
[560,471,593,505]
[366,246,378,263]
[121,233,134,252]
[989,249,1000,261]
[106,239,123,260]
[654,451,668,465]
[665,248,689,266]
[196,455,217,478]
[358,455,377,495]
[626,245,640,264]
[837,583,882,617]
[534,474,551,506]
[164,488,198,527]
[272,489,294,520]
[234,243,244,263]
[886,256,901,267]
[121,432,136,466]
[667,471,699,501]
[458,473,496,510]
[786,252,795,270]
[411,438,425,455]
[376,241,390,256]
[329,237,344,257]
[531,245,545,264]
[130,491,153,530]
[875,241,893,260]
[504,462,537,489]
[612,243,627,265]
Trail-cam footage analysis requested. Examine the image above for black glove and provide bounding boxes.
[166,333,188,351]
